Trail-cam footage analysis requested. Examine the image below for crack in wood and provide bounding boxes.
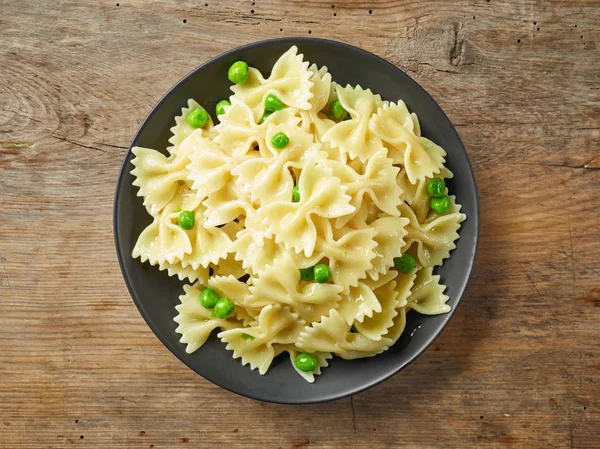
[568,406,574,449]
[568,217,576,282]
[517,261,556,319]
[453,121,599,130]
[50,134,127,154]
[450,22,464,66]
[584,155,600,169]
[100,142,129,150]
[519,162,595,170]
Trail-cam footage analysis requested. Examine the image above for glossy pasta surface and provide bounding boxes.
[131,46,466,382]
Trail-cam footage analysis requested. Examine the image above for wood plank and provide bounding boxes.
[1,0,598,448]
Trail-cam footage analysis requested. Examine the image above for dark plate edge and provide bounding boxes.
[113,37,480,404]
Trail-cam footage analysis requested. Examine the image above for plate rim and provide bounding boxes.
[113,37,480,404]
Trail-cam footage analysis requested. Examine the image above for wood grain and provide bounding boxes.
[1,0,598,448]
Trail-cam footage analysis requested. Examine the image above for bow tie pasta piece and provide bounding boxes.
[158,260,210,284]
[384,307,408,347]
[398,167,454,223]
[248,252,343,310]
[322,142,347,164]
[398,172,429,223]
[307,64,332,113]
[174,284,243,354]
[370,102,446,184]
[236,123,326,206]
[348,150,402,218]
[354,277,401,341]
[424,194,463,224]
[246,251,340,324]
[300,64,336,141]
[400,202,466,268]
[295,303,340,325]
[214,101,259,156]
[307,217,378,291]
[232,157,269,201]
[255,160,355,257]
[230,45,314,123]
[231,231,285,275]
[202,183,254,227]
[231,307,260,329]
[168,98,216,153]
[208,275,254,308]
[375,269,448,349]
[285,347,332,383]
[323,151,402,228]
[130,142,196,215]
[365,216,410,281]
[210,253,247,281]
[174,207,233,270]
[341,199,381,229]
[264,122,326,168]
[215,101,300,157]
[208,275,261,325]
[133,199,233,270]
[407,268,451,315]
[322,85,385,163]
[218,304,305,374]
[184,132,256,201]
[132,206,193,266]
[394,271,417,309]
[297,310,392,360]
[379,272,417,344]
[204,221,247,279]
[410,110,422,137]
[336,272,398,326]
[237,154,296,206]
[221,220,244,240]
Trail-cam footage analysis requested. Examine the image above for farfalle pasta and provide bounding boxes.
[131,46,466,383]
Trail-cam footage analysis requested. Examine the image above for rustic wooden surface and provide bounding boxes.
[1,0,599,447]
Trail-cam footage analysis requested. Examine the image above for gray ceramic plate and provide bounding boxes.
[114,38,479,404]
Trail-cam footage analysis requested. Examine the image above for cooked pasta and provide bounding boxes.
[131,46,466,382]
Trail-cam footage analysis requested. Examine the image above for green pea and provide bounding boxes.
[299,267,314,282]
[187,107,209,128]
[330,99,348,120]
[430,195,451,214]
[178,210,195,230]
[213,297,235,319]
[314,263,331,283]
[259,110,273,124]
[241,333,255,341]
[271,131,289,150]
[295,352,318,372]
[264,93,285,111]
[199,288,220,309]
[350,324,358,333]
[427,177,446,197]
[292,185,300,203]
[228,61,249,84]
[394,253,415,274]
[215,99,231,116]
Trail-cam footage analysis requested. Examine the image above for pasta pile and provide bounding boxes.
[131,46,466,382]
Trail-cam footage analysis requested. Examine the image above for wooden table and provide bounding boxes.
[1,1,599,447]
